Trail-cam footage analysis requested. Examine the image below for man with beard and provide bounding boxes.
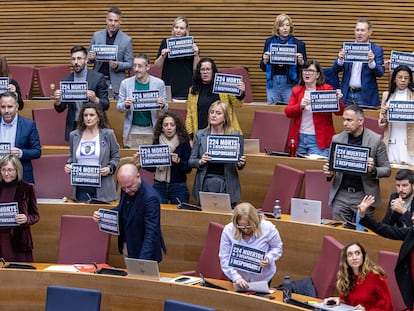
[382,169,414,227]
[54,45,109,141]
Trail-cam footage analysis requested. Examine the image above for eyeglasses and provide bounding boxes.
[1,168,16,174]
[302,69,318,74]
[200,68,212,72]
[236,225,252,230]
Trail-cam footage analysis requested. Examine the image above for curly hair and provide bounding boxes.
[76,103,110,131]
[153,111,190,144]
[336,242,385,297]
[190,57,218,95]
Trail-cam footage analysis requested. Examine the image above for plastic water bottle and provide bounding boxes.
[289,139,296,157]
[273,199,282,219]
[108,83,114,100]
[282,275,292,303]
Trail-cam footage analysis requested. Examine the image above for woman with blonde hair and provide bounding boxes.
[219,202,283,290]
[325,242,393,310]
[189,101,246,206]
[260,14,307,104]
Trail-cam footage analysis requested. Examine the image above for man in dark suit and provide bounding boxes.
[54,45,109,141]
[332,19,385,108]
[358,195,414,311]
[0,92,41,183]
[93,163,166,262]
[323,104,390,223]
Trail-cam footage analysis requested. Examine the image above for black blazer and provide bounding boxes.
[382,192,414,227]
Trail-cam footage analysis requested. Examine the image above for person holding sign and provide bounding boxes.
[87,7,133,98]
[260,14,306,104]
[378,65,414,165]
[323,104,391,223]
[54,45,109,142]
[324,241,393,311]
[64,103,120,202]
[285,60,345,157]
[219,202,283,289]
[0,56,24,110]
[186,58,244,139]
[117,53,168,148]
[189,101,246,206]
[153,16,200,99]
[332,20,384,108]
[139,111,192,204]
[0,155,39,262]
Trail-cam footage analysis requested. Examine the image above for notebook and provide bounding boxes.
[129,133,153,149]
[243,138,260,154]
[199,191,232,213]
[124,258,170,281]
[290,198,322,225]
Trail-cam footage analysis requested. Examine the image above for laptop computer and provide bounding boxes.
[243,138,260,154]
[290,198,322,225]
[129,133,153,149]
[199,191,233,214]
[124,257,171,281]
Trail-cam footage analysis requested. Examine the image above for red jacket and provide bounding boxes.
[284,83,344,149]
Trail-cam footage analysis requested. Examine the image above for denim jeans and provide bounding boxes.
[153,181,189,204]
[266,75,295,104]
[298,133,329,157]
[345,90,364,106]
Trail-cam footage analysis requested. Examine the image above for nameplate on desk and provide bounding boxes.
[91,44,118,61]
[139,144,171,167]
[390,50,414,71]
[387,100,414,122]
[343,42,370,63]
[269,44,297,65]
[310,90,339,113]
[71,163,101,187]
[229,244,265,274]
[167,36,194,58]
[98,208,119,235]
[0,202,18,227]
[329,142,370,175]
[60,81,88,102]
[213,73,242,96]
[132,90,160,111]
[207,135,243,163]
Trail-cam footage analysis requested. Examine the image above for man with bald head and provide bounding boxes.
[94,163,166,262]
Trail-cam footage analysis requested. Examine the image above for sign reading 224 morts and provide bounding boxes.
[213,73,242,96]
[343,42,370,63]
[330,143,370,174]
[91,44,118,61]
[98,208,119,235]
[390,50,414,71]
[387,100,414,122]
[207,135,242,163]
[60,81,88,102]
[167,36,194,58]
[132,90,160,111]
[310,90,339,113]
[0,142,11,158]
[269,44,297,65]
[0,202,18,227]
[0,77,9,95]
[71,163,101,187]
[139,144,171,168]
[229,244,265,274]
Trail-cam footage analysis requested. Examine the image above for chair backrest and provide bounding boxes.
[168,106,187,124]
[304,170,332,220]
[262,164,304,214]
[311,235,343,298]
[377,250,406,311]
[8,65,35,99]
[32,154,72,199]
[251,110,291,153]
[45,285,101,311]
[36,64,71,97]
[32,108,68,146]
[57,215,110,264]
[218,66,253,103]
[194,222,227,280]
[364,116,384,138]
[164,299,215,311]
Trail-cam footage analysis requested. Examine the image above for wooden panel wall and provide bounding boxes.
[1,1,414,101]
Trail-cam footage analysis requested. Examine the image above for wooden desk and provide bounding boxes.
[0,265,314,311]
[32,202,402,288]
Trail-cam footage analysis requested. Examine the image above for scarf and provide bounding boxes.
[266,35,298,88]
[155,133,180,183]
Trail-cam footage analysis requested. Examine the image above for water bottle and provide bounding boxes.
[273,199,282,219]
[282,275,292,303]
[108,83,115,100]
[289,139,296,157]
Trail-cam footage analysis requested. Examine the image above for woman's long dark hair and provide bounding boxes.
[190,57,218,95]
[153,111,189,144]
[386,64,414,102]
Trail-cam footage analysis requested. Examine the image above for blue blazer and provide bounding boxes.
[114,181,166,262]
[332,42,384,107]
[54,70,109,141]
[12,116,41,183]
